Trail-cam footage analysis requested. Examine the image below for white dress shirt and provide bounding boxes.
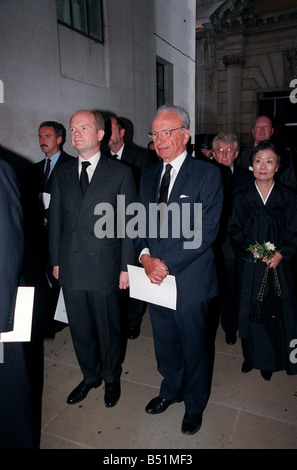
[78,151,101,182]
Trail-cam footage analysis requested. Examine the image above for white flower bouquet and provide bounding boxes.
[247,241,280,263]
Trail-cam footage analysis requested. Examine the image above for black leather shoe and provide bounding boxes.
[67,380,101,405]
[261,370,273,381]
[181,412,202,435]
[225,333,237,345]
[241,361,253,374]
[127,325,140,339]
[145,396,178,414]
[104,380,121,407]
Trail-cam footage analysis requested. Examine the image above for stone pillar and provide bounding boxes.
[223,54,244,136]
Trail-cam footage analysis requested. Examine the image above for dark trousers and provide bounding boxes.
[120,289,147,328]
[63,287,122,384]
[218,256,239,336]
[149,299,209,414]
[0,342,34,449]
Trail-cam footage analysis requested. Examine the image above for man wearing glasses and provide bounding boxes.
[134,105,223,435]
[211,133,254,347]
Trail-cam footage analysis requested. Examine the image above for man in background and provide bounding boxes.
[35,121,74,334]
[105,115,154,339]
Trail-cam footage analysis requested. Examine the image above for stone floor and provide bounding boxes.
[40,310,297,450]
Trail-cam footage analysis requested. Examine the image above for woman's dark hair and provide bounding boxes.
[249,140,281,167]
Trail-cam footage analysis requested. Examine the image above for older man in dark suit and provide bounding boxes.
[134,105,223,435]
[211,133,255,346]
[49,110,137,408]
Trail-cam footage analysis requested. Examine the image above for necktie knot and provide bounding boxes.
[165,163,172,174]
[81,161,90,170]
[159,163,172,203]
[80,161,91,196]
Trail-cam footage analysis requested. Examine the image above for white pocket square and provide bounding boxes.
[180,194,189,198]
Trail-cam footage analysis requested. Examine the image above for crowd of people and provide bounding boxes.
[1,108,297,448]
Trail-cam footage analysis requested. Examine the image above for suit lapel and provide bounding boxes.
[158,157,190,234]
[65,159,82,210]
[76,156,109,218]
[168,154,191,203]
[144,162,162,203]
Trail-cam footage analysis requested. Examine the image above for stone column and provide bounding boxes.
[223,54,244,136]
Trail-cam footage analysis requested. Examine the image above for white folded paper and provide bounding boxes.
[0,286,34,342]
[128,264,177,310]
[54,288,68,324]
[41,192,51,210]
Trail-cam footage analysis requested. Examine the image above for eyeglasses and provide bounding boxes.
[148,127,185,140]
[214,147,236,155]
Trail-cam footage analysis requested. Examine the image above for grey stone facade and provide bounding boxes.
[196,0,297,148]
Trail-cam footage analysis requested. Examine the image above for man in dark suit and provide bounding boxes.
[104,116,155,339]
[105,116,154,190]
[49,110,137,408]
[36,121,75,221]
[134,105,223,435]
[195,134,215,162]
[211,133,255,346]
[0,158,34,448]
[34,121,75,334]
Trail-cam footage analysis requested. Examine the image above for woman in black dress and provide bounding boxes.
[229,140,297,380]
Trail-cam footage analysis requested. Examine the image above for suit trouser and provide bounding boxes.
[149,299,209,414]
[63,287,122,384]
[0,343,34,449]
[120,289,147,328]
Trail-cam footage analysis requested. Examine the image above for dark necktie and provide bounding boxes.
[159,164,172,203]
[43,158,51,190]
[111,153,118,160]
[80,161,91,196]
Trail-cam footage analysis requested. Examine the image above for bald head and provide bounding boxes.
[252,116,274,144]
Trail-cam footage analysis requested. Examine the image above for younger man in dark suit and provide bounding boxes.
[49,110,137,408]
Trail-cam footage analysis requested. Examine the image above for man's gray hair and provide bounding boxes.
[212,132,240,152]
[156,105,190,130]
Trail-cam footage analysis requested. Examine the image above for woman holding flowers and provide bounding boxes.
[229,140,297,380]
